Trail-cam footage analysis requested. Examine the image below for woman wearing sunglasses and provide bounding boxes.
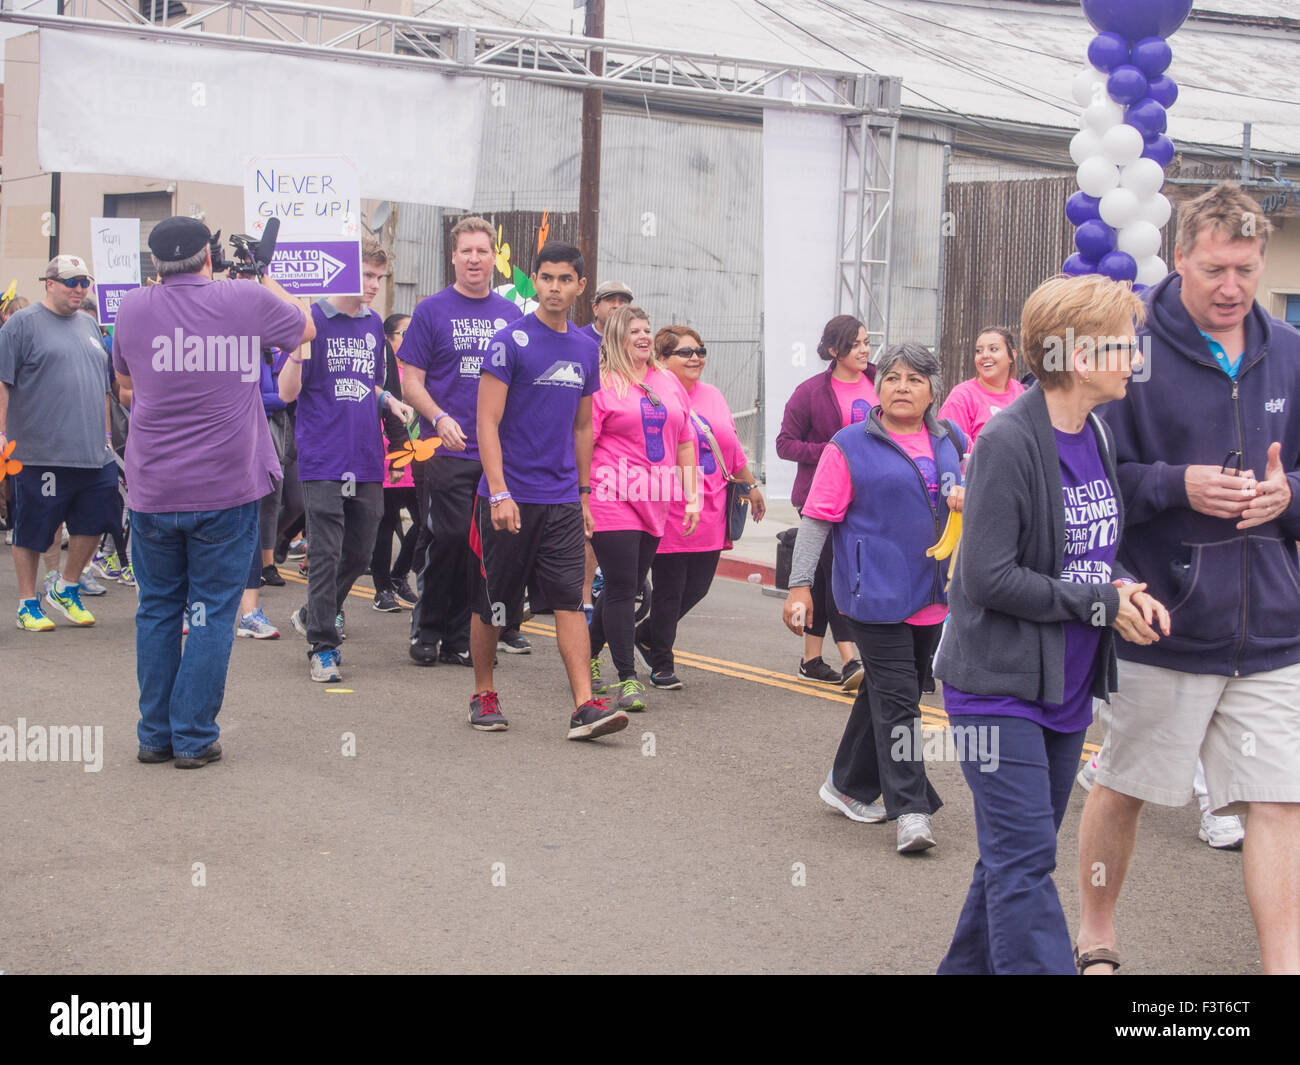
[634,326,766,689]
[934,274,1169,973]
[588,306,698,711]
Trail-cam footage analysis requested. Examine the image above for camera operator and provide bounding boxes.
[111,215,314,769]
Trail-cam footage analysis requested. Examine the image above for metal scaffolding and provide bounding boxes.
[0,0,901,337]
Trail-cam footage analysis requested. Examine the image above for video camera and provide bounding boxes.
[208,217,281,279]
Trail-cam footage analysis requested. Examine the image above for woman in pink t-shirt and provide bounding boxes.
[634,325,767,690]
[588,306,698,712]
[938,326,1025,445]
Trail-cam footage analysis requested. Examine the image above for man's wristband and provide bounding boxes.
[578,486,592,496]
[378,390,391,407]
[433,412,450,426]
[489,490,513,507]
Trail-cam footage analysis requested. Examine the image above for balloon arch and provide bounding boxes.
[1063,0,1194,290]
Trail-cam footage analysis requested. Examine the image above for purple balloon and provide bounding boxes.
[1066,191,1102,226]
[1063,253,1099,277]
[1126,98,1168,138]
[1130,36,1173,77]
[1142,134,1176,168]
[1088,31,1130,72]
[1082,0,1193,42]
[1147,74,1179,109]
[1107,65,1149,105]
[1099,251,1139,282]
[1076,219,1118,262]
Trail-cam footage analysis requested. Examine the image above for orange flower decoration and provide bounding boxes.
[0,439,21,488]
[385,436,441,470]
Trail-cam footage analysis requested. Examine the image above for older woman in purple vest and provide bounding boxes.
[783,342,966,855]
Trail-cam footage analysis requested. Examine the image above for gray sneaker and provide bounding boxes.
[896,812,937,853]
[310,649,342,683]
[818,771,886,823]
[613,677,648,712]
[78,569,110,597]
[290,606,308,638]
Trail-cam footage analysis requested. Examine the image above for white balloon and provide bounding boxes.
[1121,158,1166,197]
[1118,221,1163,260]
[1071,65,1107,108]
[1099,187,1141,228]
[1136,192,1172,229]
[1084,97,1125,132]
[1101,124,1145,166]
[1070,129,1105,166]
[1136,255,1170,287]
[1077,157,1121,198]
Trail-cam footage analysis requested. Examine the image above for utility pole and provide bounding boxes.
[576,0,604,325]
[48,0,66,260]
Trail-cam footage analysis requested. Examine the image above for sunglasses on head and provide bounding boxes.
[56,278,92,289]
[670,346,707,359]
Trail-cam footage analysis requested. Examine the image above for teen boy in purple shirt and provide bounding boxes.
[399,216,521,666]
[467,242,628,741]
[280,238,414,683]
[111,216,312,767]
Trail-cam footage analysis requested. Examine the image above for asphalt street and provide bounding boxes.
[0,561,1262,974]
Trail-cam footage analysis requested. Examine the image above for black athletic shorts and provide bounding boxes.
[471,497,585,625]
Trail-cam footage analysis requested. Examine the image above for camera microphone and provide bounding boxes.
[256,217,280,276]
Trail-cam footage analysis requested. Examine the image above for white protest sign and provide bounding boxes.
[244,156,362,297]
[89,217,141,326]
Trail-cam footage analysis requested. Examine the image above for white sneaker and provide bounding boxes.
[1198,809,1245,850]
[1076,754,1098,792]
[236,608,280,640]
[818,771,886,823]
[78,569,109,597]
[896,812,937,853]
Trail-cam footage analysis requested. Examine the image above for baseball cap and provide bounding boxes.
[593,280,634,303]
[42,255,94,282]
[148,216,212,262]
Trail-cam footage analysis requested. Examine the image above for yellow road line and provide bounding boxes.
[275,571,1099,758]
[519,617,1101,757]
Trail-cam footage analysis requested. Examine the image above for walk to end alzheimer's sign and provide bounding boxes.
[90,217,140,325]
[244,156,362,297]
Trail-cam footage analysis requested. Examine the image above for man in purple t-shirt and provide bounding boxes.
[279,238,413,683]
[111,216,312,767]
[399,216,521,666]
[468,242,628,742]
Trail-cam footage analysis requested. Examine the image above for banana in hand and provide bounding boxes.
[926,512,962,561]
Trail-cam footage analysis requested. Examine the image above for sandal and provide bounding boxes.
[1074,945,1121,975]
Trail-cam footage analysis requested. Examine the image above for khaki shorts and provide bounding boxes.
[1095,659,1300,816]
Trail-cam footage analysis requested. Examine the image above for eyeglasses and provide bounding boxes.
[1221,450,1243,476]
[57,278,92,289]
[389,329,406,337]
[669,347,707,359]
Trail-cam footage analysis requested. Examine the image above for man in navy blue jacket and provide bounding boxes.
[1078,183,1300,975]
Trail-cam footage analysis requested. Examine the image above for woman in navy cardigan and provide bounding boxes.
[775,316,878,690]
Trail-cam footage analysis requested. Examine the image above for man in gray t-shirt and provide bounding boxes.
[0,254,118,630]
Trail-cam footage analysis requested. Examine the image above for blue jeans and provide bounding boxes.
[130,503,259,758]
[937,713,1087,975]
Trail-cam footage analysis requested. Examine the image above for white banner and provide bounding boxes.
[38,29,484,207]
[89,217,140,326]
[761,106,843,500]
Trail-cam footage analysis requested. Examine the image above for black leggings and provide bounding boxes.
[589,529,659,681]
[637,549,721,673]
[370,486,419,592]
